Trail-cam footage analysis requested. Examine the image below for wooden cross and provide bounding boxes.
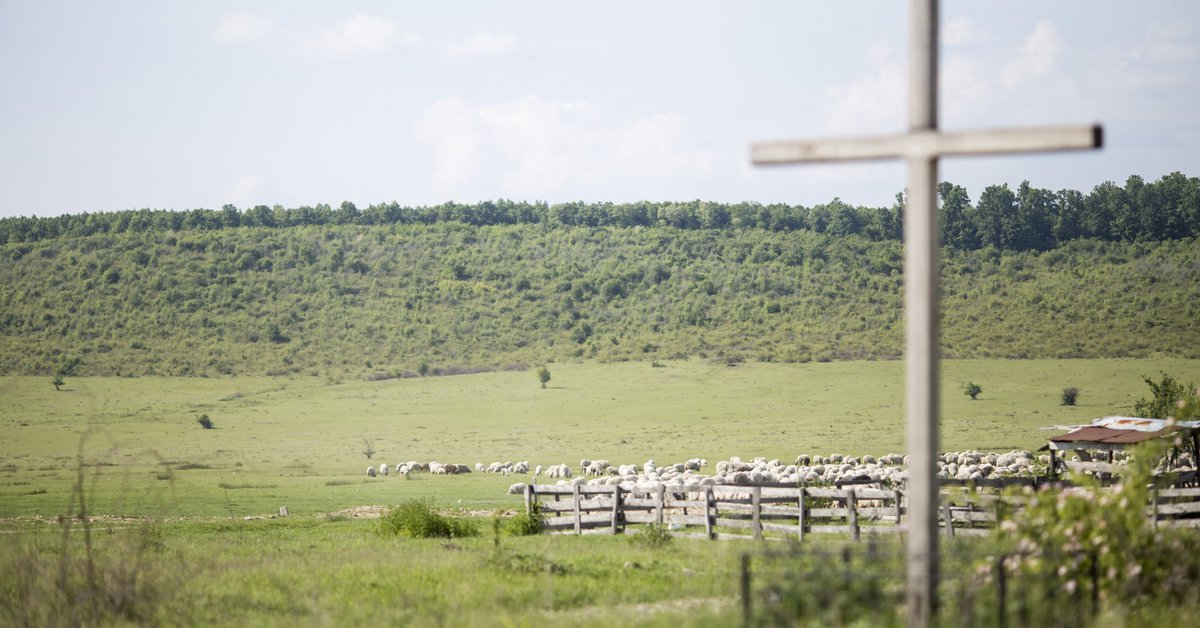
[750,2,1101,625]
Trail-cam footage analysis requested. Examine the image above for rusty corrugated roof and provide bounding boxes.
[1051,425,1184,445]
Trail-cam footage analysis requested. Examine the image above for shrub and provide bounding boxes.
[995,440,1200,612]
[1133,373,1193,418]
[196,414,214,429]
[378,499,478,539]
[964,382,982,400]
[1061,387,1079,406]
[630,524,672,549]
[504,504,544,537]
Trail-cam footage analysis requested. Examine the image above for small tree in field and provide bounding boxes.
[1061,387,1079,406]
[197,414,214,429]
[362,438,375,459]
[537,367,551,389]
[964,382,982,400]
[1134,373,1192,418]
[52,375,65,391]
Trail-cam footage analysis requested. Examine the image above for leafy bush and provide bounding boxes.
[503,504,544,536]
[196,414,214,429]
[1133,373,1193,418]
[964,382,982,400]
[378,499,479,539]
[630,524,672,549]
[994,440,1200,611]
[1061,387,1079,406]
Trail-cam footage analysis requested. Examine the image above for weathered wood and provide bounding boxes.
[572,483,582,535]
[942,502,954,538]
[524,483,533,515]
[612,485,622,535]
[752,125,1102,164]
[704,488,714,540]
[1159,487,1200,498]
[1151,501,1200,516]
[847,489,860,541]
[752,486,763,540]
[715,517,757,530]
[546,513,614,529]
[656,484,665,526]
[798,490,807,542]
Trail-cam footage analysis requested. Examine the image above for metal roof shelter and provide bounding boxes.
[1044,416,1200,480]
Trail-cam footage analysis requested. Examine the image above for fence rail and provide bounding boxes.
[523,481,1200,539]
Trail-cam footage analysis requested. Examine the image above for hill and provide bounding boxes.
[1,222,1196,378]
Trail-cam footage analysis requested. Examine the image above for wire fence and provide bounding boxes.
[740,541,1102,627]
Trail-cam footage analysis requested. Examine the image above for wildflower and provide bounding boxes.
[1064,579,1077,594]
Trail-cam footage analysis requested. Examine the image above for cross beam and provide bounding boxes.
[751,124,1102,164]
[749,2,1102,626]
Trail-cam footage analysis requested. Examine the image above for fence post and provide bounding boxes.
[752,486,762,540]
[573,483,582,535]
[895,489,904,528]
[612,484,621,535]
[847,488,860,541]
[996,554,1007,628]
[1090,550,1099,619]
[740,553,752,628]
[704,487,714,540]
[943,501,955,538]
[1151,485,1159,529]
[524,483,533,515]
[798,488,806,542]
[656,483,665,527]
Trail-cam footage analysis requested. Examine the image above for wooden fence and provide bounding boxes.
[522,481,1200,539]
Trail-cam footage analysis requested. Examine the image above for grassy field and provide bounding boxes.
[2,357,1197,519]
[3,358,1200,626]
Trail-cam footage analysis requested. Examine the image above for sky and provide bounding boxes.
[1,1,1197,218]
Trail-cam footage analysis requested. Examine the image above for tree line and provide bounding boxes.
[0,172,1196,252]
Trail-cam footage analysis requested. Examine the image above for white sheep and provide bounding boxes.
[366,466,377,478]
[379,463,389,476]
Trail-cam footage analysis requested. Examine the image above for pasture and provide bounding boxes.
[2,357,1197,519]
[3,357,1200,626]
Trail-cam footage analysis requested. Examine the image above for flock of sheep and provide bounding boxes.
[362,449,1117,492]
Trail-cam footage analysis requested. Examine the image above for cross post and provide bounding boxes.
[750,1,1101,626]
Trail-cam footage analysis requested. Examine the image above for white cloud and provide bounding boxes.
[1000,19,1064,89]
[821,41,904,134]
[447,32,518,58]
[941,17,992,47]
[415,96,713,198]
[211,12,277,44]
[305,14,419,57]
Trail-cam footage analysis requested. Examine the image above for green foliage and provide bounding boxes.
[629,524,672,549]
[1061,387,1079,406]
[537,366,551,389]
[965,382,982,400]
[0,222,1196,377]
[377,499,479,539]
[52,374,64,391]
[361,438,374,460]
[1133,373,1194,418]
[995,441,1200,611]
[197,413,214,429]
[503,503,544,537]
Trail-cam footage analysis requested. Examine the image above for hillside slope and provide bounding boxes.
[1,224,1196,377]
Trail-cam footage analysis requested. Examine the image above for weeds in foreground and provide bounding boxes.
[0,429,178,627]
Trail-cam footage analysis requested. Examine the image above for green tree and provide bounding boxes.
[537,367,551,389]
[938,182,976,250]
[964,382,982,400]
[1133,373,1193,418]
[52,375,64,391]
